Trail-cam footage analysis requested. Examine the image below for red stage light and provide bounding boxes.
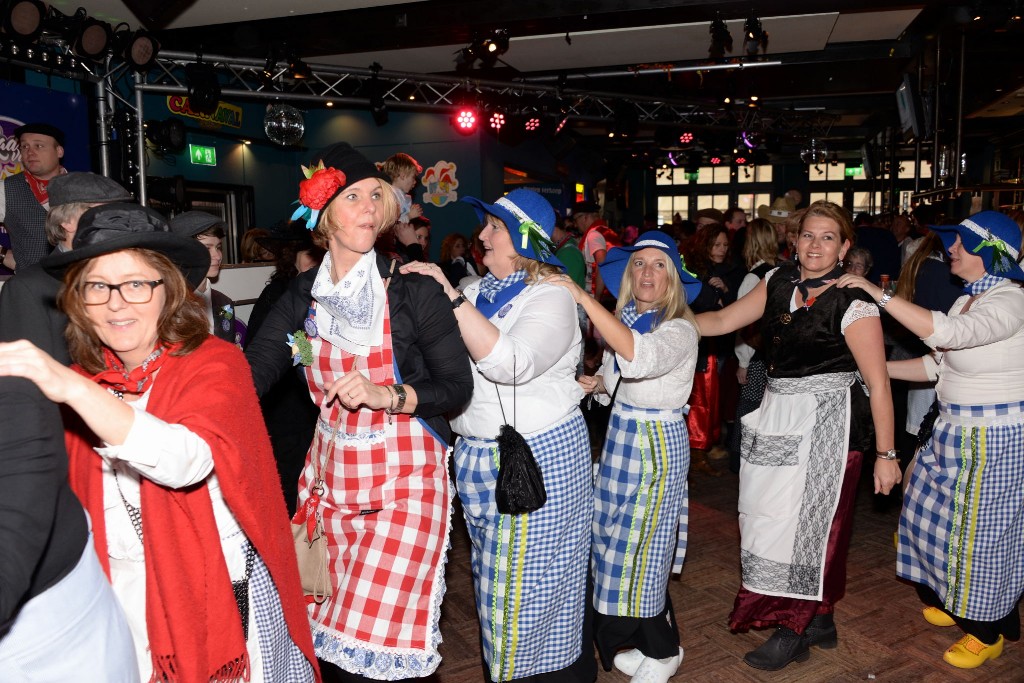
[453,108,478,135]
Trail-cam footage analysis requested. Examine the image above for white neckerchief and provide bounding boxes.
[311,250,385,356]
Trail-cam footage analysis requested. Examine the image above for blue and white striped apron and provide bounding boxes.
[897,399,1024,621]
[592,403,689,617]
[454,410,592,681]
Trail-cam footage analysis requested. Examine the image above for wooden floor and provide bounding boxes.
[431,459,1023,682]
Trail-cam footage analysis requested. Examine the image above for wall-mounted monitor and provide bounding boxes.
[896,73,924,142]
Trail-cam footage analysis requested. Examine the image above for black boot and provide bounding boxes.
[805,613,838,649]
[743,627,810,671]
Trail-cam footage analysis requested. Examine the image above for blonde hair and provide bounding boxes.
[743,218,778,269]
[614,250,700,339]
[313,177,399,249]
[487,214,563,283]
[378,153,422,181]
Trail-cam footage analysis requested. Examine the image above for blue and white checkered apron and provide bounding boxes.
[592,404,689,618]
[897,400,1024,621]
[248,546,316,681]
[454,410,593,682]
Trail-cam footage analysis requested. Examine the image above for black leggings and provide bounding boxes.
[916,584,1021,645]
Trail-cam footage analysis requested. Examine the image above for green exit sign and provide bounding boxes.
[189,144,217,166]
[845,166,863,177]
[685,172,700,181]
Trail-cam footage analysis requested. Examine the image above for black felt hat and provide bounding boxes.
[42,203,210,289]
[14,123,65,147]
[255,220,314,255]
[49,173,133,207]
[168,211,225,238]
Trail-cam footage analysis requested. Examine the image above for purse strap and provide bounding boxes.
[311,257,399,492]
[494,355,517,428]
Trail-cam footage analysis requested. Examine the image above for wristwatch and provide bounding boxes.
[451,291,468,310]
[387,383,407,414]
[876,449,898,460]
[877,292,893,309]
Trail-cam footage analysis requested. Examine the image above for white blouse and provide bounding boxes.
[922,281,1024,406]
[96,384,251,681]
[594,317,699,410]
[449,281,584,438]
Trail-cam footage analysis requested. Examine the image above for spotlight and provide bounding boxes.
[488,110,506,132]
[524,116,541,132]
[144,119,187,153]
[710,156,722,165]
[735,156,747,165]
[708,14,732,60]
[369,66,388,127]
[555,113,569,134]
[481,29,509,56]
[814,165,824,176]
[452,107,478,135]
[185,62,222,115]
[740,131,761,149]
[679,131,694,145]
[743,14,768,55]
[2,0,45,44]
[288,53,312,80]
[72,17,111,61]
[113,27,160,72]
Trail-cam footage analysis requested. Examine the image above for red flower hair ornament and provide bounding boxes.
[291,161,347,229]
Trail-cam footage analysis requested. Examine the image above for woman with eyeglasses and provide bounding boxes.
[0,203,318,682]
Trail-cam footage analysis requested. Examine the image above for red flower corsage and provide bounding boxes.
[292,161,347,229]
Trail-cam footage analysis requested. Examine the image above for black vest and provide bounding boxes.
[3,173,52,269]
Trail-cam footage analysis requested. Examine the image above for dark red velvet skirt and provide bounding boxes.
[729,450,864,634]
[686,355,720,450]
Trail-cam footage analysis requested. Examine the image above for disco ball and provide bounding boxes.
[264,104,304,146]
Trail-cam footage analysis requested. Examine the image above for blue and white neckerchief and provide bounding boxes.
[965,272,1006,296]
[311,250,385,356]
[614,301,657,372]
[476,270,528,320]
[477,269,528,303]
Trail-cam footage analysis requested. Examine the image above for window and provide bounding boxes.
[737,164,772,184]
[658,196,688,223]
[809,191,844,205]
[852,191,883,215]
[737,193,772,218]
[696,194,730,213]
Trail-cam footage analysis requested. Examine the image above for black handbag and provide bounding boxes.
[494,356,547,515]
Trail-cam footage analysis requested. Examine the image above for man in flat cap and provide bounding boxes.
[0,172,132,364]
[0,123,68,271]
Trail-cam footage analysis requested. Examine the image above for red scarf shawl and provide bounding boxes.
[65,337,319,682]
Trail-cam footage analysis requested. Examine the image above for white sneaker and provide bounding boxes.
[613,648,645,676]
[630,648,683,683]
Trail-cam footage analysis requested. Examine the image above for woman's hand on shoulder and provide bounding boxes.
[400,260,459,299]
[873,457,902,495]
[541,272,586,304]
[0,340,90,404]
[836,274,882,301]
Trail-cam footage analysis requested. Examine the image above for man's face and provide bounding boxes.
[575,212,597,230]
[726,213,747,232]
[18,134,64,179]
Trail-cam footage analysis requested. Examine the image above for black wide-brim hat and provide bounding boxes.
[256,220,314,255]
[42,203,211,289]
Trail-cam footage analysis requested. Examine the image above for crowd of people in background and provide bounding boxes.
[0,120,1022,683]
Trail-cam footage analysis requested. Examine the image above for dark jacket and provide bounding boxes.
[0,377,88,633]
[0,263,70,365]
[245,253,473,443]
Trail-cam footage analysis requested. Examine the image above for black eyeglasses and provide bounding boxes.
[81,280,165,305]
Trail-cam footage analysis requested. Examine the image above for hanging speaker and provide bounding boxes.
[120,0,196,30]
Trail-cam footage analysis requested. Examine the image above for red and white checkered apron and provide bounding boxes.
[298,299,450,670]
